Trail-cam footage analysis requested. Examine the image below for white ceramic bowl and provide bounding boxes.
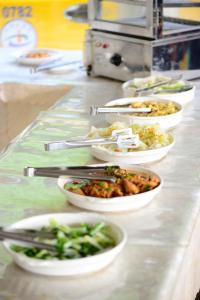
[91,136,174,164]
[16,48,63,66]
[58,165,162,212]
[122,79,195,106]
[105,97,182,130]
[3,213,126,276]
[152,85,195,105]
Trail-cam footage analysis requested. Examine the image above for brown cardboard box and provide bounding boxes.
[0,83,71,149]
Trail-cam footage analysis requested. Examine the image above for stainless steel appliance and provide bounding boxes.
[84,0,200,81]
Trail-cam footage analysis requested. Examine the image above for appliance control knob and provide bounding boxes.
[110,53,122,66]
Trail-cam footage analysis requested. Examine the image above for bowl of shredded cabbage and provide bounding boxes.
[88,122,174,164]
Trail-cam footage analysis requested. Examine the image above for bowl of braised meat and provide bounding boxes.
[58,165,162,212]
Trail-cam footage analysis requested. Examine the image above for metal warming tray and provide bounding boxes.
[84,0,200,80]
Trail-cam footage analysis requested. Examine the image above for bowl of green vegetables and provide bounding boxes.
[122,75,195,106]
[3,213,126,276]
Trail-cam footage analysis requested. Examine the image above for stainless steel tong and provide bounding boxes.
[0,228,56,251]
[31,59,81,73]
[134,75,182,95]
[90,106,151,116]
[24,165,119,182]
[44,137,117,151]
[44,136,139,151]
[45,129,139,151]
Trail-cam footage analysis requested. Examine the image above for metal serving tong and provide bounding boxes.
[90,106,151,116]
[24,165,119,182]
[0,228,56,251]
[134,75,182,95]
[31,60,81,73]
[44,128,140,151]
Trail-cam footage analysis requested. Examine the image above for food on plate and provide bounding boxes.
[10,219,115,260]
[65,166,160,198]
[25,51,50,59]
[123,75,192,96]
[128,76,169,89]
[110,100,179,116]
[155,81,192,94]
[88,122,173,152]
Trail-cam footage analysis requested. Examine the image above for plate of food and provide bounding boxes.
[3,213,126,276]
[88,122,174,164]
[122,75,195,105]
[58,164,162,212]
[104,97,182,130]
[16,48,63,66]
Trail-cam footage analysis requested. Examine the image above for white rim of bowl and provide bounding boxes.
[91,135,174,157]
[105,98,182,120]
[58,166,163,204]
[122,79,194,95]
[3,213,127,265]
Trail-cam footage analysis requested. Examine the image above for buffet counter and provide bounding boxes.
[0,69,200,299]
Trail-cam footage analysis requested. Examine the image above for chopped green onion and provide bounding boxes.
[10,220,115,260]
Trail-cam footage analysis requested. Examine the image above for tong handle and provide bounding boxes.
[0,229,56,251]
[31,60,81,73]
[24,165,119,172]
[44,137,115,151]
[24,167,116,182]
[45,129,139,151]
[135,75,182,94]
[90,106,151,116]
[0,227,54,239]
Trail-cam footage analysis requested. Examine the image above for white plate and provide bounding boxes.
[122,78,195,106]
[16,48,63,66]
[58,165,163,212]
[105,97,182,130]
[3,213,126,276]
[91,136,174,164]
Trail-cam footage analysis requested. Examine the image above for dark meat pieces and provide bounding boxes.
[66,168,160,198]
[122,179,140,194]
[82,181,124,198]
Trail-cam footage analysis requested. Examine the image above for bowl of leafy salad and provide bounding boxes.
[122,75,195,105]
[3,213,126,276]
[88,122,174,164]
